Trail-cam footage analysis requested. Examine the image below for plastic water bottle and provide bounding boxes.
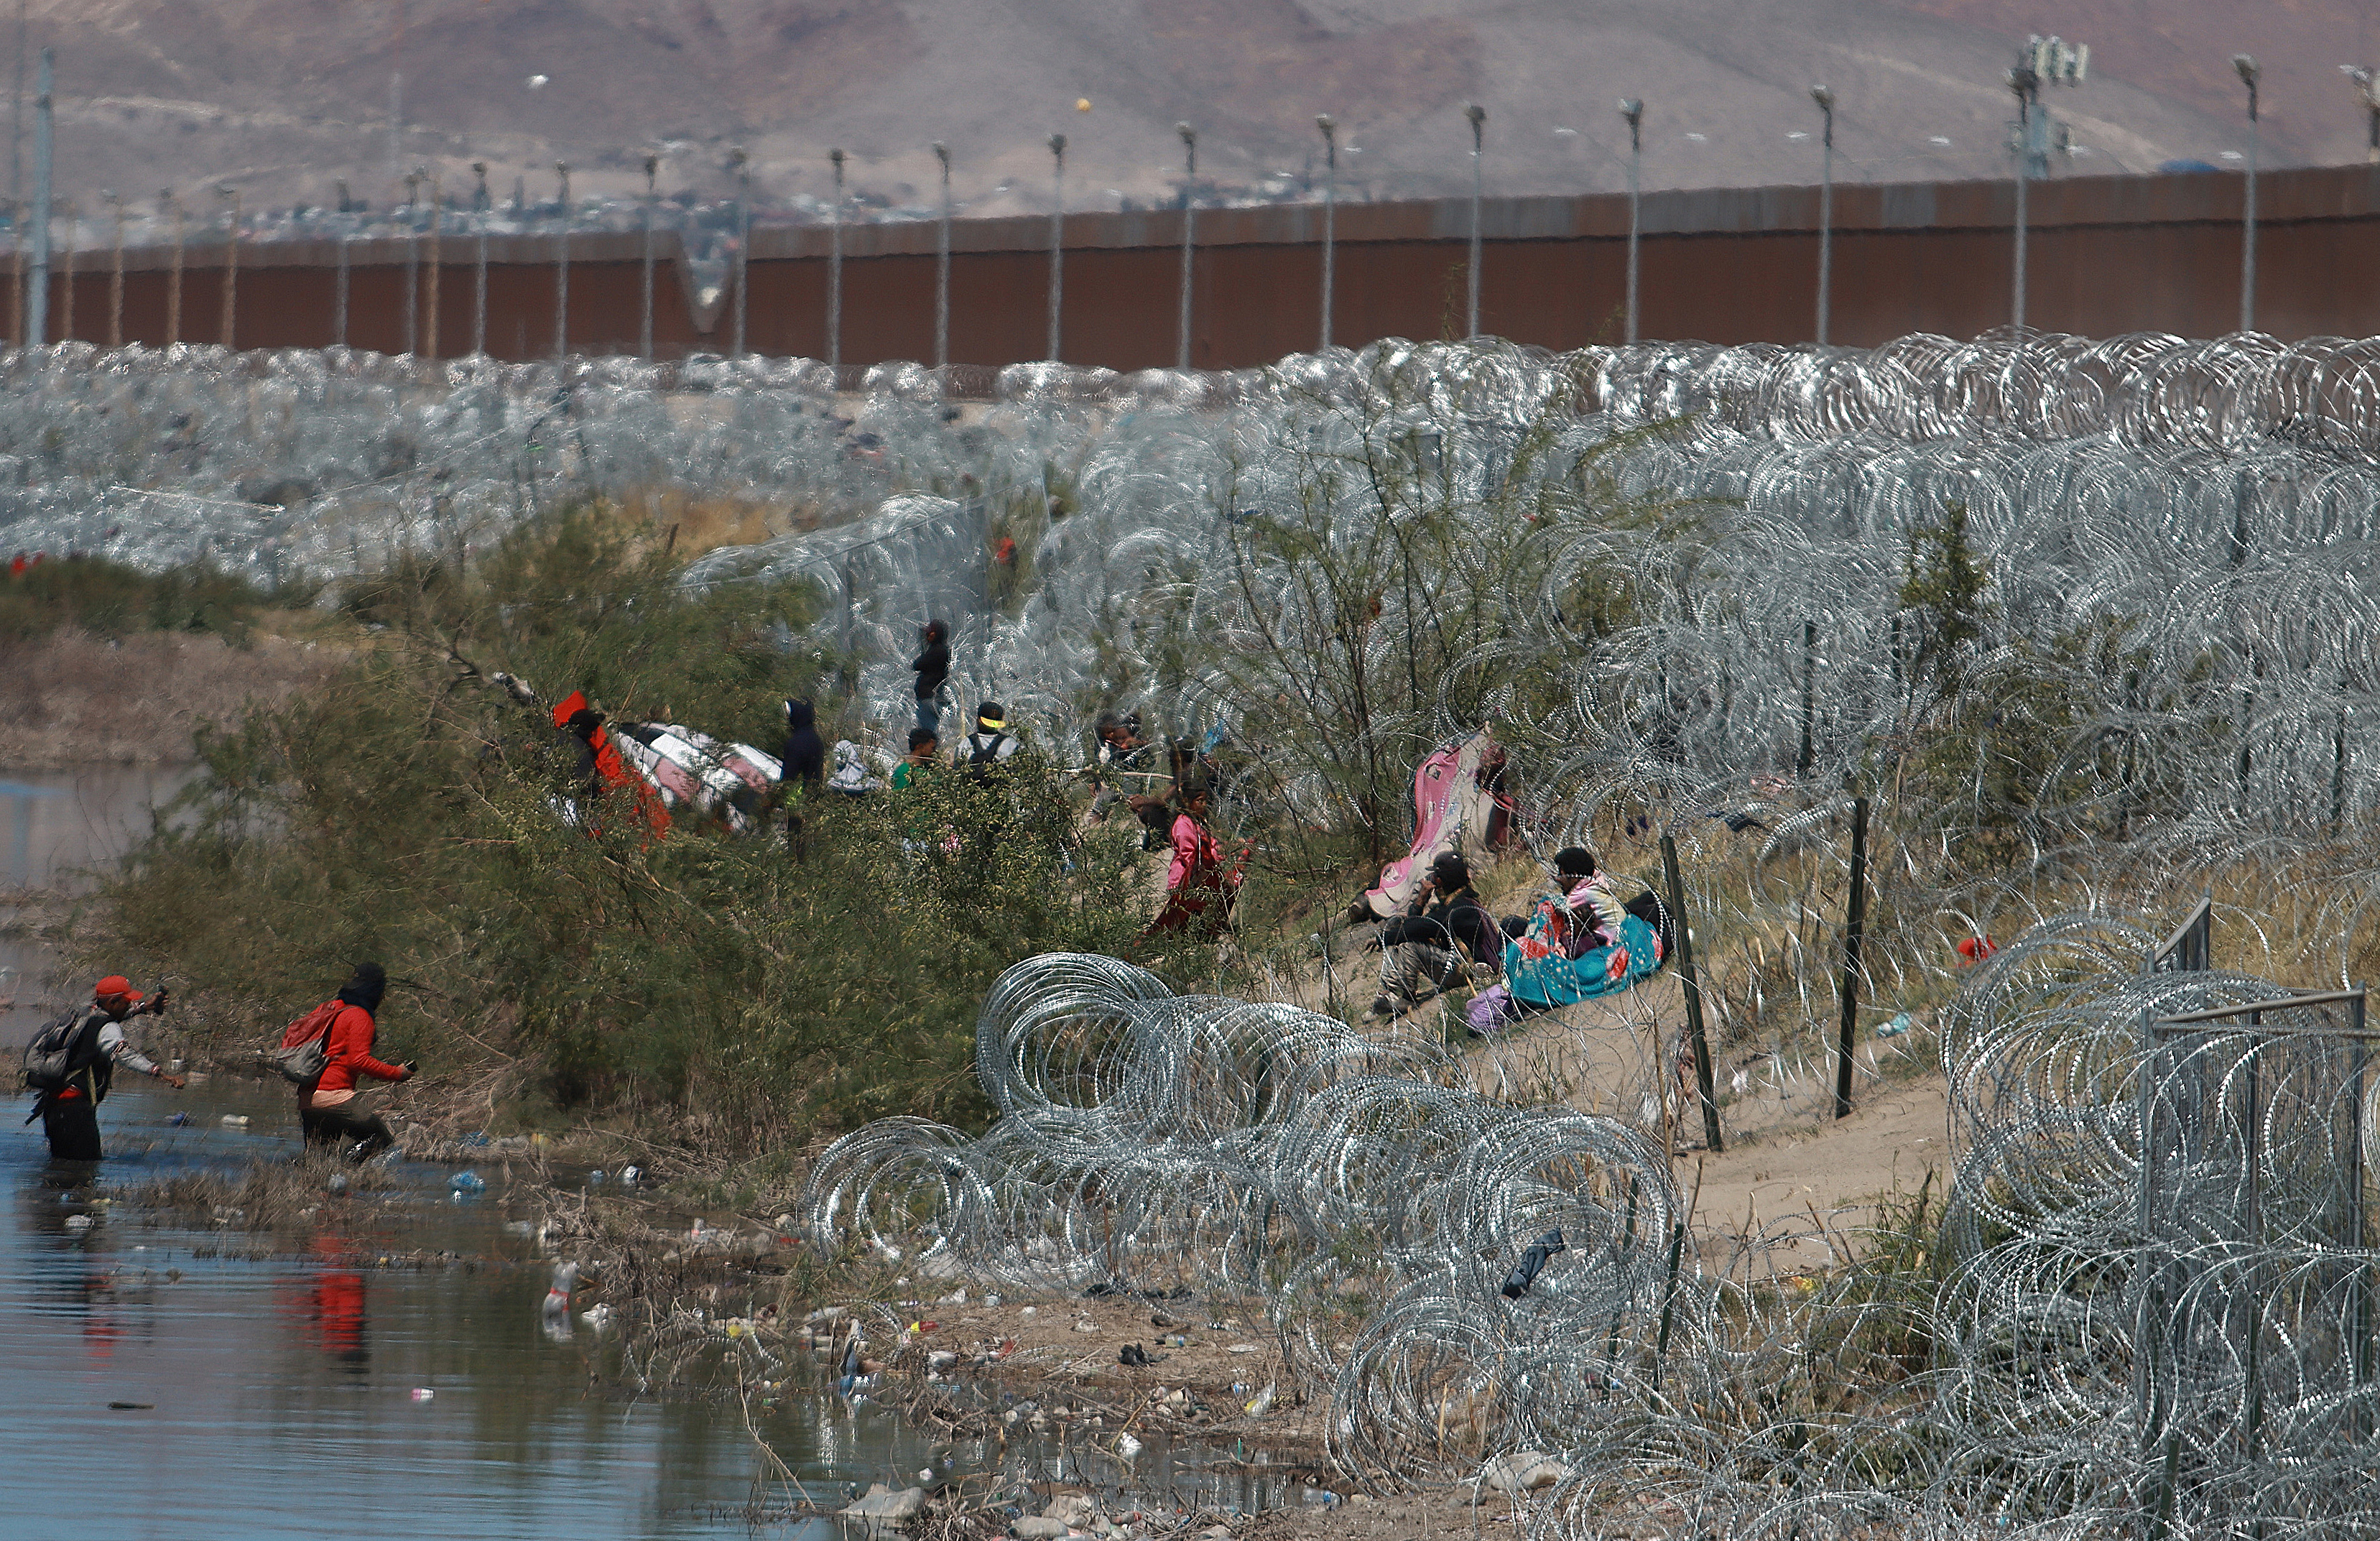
[450,1170,486,1194]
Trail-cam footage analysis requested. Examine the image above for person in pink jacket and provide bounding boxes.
[1150,780,1241,935]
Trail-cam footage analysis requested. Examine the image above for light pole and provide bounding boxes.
[2236,54,2259,334]
[1318,114,1337,351]
[2005,36,2086,334]
[1619,98,1643,346]
[729,147,751,360]
[553,161,569,358]
[216,182,238,353]
[827,147,845,369]
[1463,102,1484,338]
[931,141,950,372]
[165,191,182,347]
[2347,67,2380,165]
[2008,63,2032,331]
[471,160,488,356]
[422,171,441,362]
[23,44,43,347]
[1046,133,1065,362]
[402,170,420,355]
[106,190,122,348]
[1175,121,1195,369]
[1811,85,1834,347]
[640,152,658,358]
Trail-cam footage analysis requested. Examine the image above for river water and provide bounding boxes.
[0,767,1287,1539]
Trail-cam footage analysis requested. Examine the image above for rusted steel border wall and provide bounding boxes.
[23,165,2380,369]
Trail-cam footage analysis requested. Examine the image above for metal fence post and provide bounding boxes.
[1661,833,1723,1152]
[1833,795,1869,1118]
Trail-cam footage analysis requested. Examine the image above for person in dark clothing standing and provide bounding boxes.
[779,700,826,784]
[912,620,952,735]
[28,976,184,1161]
[297,964,415,1162]
[1370,852,1499,1018]
[779,698,827,859]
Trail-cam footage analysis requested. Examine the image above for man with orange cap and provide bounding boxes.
[25,976,183,1161]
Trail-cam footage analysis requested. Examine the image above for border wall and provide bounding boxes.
[23,165,2380,369]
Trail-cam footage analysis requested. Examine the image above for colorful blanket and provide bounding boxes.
[1502,912,1665,1009]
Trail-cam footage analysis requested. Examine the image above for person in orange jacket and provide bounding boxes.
[297,964,415,1161]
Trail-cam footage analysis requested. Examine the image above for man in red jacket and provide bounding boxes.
[299,963,415,1161]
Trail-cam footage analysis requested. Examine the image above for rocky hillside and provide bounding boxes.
[14,0,2377,221]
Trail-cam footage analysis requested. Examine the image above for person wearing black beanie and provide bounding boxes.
[297,963,413,1161]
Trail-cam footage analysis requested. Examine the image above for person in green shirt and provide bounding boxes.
[891,728,939,790]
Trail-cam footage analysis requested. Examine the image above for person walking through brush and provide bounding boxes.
[1151,779,1242,935]
[297,964,415,1162]
[912,620,952,735]
[1369,852,1499,1018]
[22,975,184,1161]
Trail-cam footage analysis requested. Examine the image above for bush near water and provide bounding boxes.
[88,504,1168,1159]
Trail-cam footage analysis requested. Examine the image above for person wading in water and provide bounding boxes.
[296,964,415,1162]
[24,976,183,1161]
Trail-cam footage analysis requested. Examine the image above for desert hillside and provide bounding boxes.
[11,0,2376,221]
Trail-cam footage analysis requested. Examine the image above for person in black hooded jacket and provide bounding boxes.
[912,620,951,735]
[779,699,826,785]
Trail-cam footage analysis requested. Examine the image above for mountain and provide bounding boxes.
[12,0,2378,225]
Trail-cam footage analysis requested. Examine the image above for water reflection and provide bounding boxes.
[1,771,1302,1535]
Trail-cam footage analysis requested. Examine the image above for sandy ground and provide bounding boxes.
[0,629,341,767]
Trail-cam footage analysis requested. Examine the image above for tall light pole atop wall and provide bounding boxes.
[24,45,45,347]
[1317,114,1337,352]
[2004,34,2086,334]
[553,161,570,358]
[827,147,846,369]
[1046,133,1065,362]
[729,147,751,360]
[640,152,658,359]
[1463,102,1484,339]
[2234,54,2260,334]
[471,160,488,357]
[216,182,239,353]
[932,141,951,371]
[1175,122,1196,370]
[1811,84,1835,348]
[1619,98,1642,346]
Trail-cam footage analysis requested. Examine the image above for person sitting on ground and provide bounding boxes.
[825,739,885,796]
[298,963,415,1162]
[891,728,939,790]
[912,620,952,735]
[1151,778,1243,935]
[27,976,184,1162]
[1370,852,1500,1018]
[1542,846,1626,960]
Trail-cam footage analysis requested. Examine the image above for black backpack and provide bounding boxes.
[24,1007,107,1096]
[962,731,1012,785]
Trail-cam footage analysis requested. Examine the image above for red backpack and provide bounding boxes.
[270,1000,344,1085]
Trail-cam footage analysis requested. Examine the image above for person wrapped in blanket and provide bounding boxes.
[1368,851,1500,1019]
[1467,847,1668,1035]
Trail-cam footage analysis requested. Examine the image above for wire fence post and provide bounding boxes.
[1662,833,1723,1153]
[1833,794,1870,1119]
